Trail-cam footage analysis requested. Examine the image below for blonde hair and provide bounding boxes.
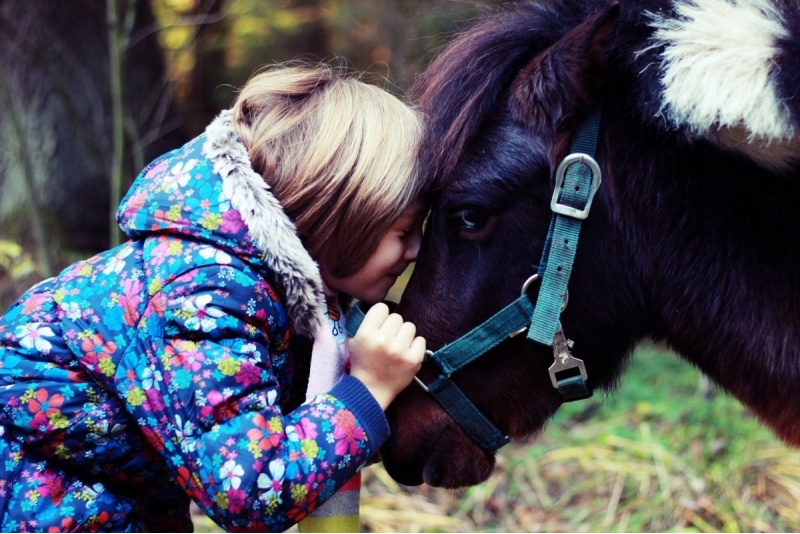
[231,63,425,277]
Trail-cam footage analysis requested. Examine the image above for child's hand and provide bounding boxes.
[348,303,426,410]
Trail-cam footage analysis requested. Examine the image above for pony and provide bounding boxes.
[378,0,800,489]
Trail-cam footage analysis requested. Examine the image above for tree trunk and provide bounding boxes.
[0,0,187,259]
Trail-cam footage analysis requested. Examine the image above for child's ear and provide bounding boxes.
[509,3,619,135]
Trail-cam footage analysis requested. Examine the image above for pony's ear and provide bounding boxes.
[510,3,619,134]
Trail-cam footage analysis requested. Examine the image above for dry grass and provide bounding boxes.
[345,346,800,533]
[351,426,800,533]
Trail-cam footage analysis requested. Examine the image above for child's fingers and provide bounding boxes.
[379,313,404,336]
[394,321,417,347]
[410,336,426,359]
[359,302,390,331]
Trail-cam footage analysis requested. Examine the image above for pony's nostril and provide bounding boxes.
[422,461,445,488]
[420,431,496,489]
[382,456,424,486]
[422,454,494,489]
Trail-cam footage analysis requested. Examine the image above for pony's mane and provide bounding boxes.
[412,0,800,179]
[410,0,610,188]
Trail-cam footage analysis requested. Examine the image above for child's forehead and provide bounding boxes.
[401,201,427,219]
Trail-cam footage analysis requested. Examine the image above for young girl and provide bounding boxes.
[0,64,428,532]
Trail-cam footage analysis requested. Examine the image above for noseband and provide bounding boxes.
[347,107,602,453]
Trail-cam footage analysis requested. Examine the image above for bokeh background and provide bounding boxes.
[2,1,800,532]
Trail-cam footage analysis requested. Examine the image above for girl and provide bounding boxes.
[0,64,428,532]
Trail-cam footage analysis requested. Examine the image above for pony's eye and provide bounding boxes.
[454,209,488,232]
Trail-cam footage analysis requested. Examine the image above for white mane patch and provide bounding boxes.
[647,0,797,168]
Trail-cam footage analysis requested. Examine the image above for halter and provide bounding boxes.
[346,107,602,453]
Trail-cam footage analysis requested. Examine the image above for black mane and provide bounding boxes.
[410,0,590,187]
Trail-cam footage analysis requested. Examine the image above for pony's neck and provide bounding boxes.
[616,131,800,443]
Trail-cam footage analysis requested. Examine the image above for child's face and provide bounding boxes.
[324,203,426,304]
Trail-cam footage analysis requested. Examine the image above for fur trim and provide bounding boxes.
[203,110,325,338]
[646,0,798,169]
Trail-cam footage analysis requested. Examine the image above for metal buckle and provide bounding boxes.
[547,323,588,388]
[550,153,601,220]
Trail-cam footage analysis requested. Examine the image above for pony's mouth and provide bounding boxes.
[382,451,496,489]
[421,436,496,488]
[381,407,496,488]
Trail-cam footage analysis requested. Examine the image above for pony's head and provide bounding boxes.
[380,0,800,489]
[381,0,638,488]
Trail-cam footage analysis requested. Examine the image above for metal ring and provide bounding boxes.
[412,350,436,392]
[521,272,568,310]
[520,273,540,296]
[413,375,429,392]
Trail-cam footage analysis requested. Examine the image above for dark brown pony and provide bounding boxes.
[380,0,800,489]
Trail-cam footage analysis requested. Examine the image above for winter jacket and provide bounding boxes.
[0,110,389,532]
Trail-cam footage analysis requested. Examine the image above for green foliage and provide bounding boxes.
[0,239,41,314]
[0,239,36,280]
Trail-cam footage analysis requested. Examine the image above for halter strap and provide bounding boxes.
[526,106,602,400]
[529,106,601,346]
[346,299,519,451]
[345,107,602,452]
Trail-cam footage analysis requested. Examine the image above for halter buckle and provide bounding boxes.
[551,153,601,219]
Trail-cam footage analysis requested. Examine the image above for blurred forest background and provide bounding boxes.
[3,1,800,533]
[0,0,500,303]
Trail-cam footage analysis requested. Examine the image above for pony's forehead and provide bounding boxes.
[413,2,567,185]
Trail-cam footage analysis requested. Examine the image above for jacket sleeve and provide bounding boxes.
[113,261,389,532]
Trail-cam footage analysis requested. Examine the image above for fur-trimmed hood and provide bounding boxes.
[117,110,324,337]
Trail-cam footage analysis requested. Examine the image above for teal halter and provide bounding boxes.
[347,107,602,453]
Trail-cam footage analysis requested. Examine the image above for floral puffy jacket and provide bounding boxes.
[0,111,388,532]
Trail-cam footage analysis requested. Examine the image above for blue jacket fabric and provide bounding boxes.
[0,111,389,532]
